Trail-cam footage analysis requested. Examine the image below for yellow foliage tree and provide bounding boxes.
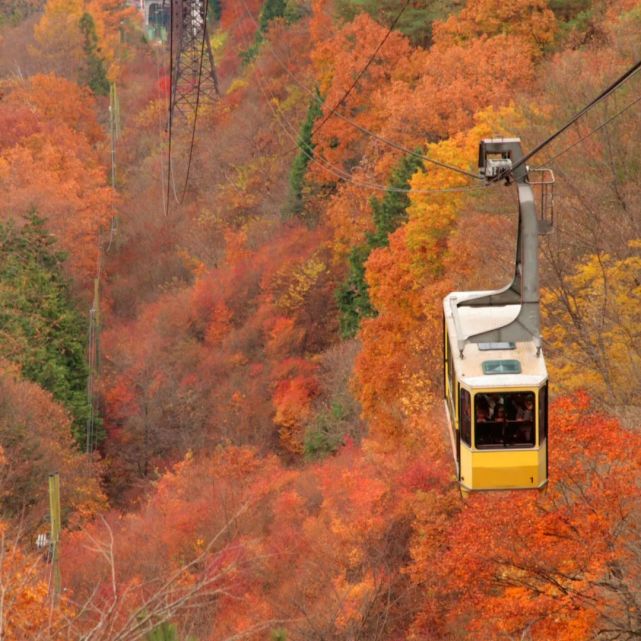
[433,0,557,56]
[32,0,84,78]
[276,255,327,313]
[543,242,641,407]
[356,106,523,449]
[33,0,131,82]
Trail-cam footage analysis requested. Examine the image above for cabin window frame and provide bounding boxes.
[539,383,548,443]
[459,387,471,446]
[473,390,536,449]
[445,326,456,421]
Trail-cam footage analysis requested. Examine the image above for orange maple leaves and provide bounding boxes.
[0,74,115,283]
[407,393,641,641]
[272,358,320,455]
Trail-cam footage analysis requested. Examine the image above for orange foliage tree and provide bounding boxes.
[433,0,557,54]
[0,362,105,531]
[408,394,641,640]
[355,107,520,450]
[0,522,74,641]
[306,0,541,262]
[0,75,115,283]
[63,441,441,641]
[272,358,320,455]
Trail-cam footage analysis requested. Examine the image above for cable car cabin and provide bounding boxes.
[443,292,548,492]
[442,137,554,493]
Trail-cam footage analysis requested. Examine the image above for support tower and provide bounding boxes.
[171,0,219,118]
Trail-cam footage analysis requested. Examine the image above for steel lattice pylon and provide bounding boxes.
[170,0,219,118]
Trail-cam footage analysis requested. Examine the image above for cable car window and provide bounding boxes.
[474,391,535,449]
[447,338,455,414]
[460,388,471,446]
[443,319,447,395]
[539,384,548,441]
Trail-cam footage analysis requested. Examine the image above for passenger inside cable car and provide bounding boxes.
[474,391,536,448]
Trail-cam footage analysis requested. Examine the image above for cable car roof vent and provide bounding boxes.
[482,360,522,375]
[478,342,516,351]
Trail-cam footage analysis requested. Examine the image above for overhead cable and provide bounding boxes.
[310,0,411,139]
[232,3,471,193]
[510,58,641,176]
[237,15,486,196]
[536,92,641,167]
[237,0,482,181]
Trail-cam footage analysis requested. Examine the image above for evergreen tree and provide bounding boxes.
[209,0,222,21]
[0,214,97,445]
[337,153,423,338]
[241,0,298,63]
[333,0,460,46]
[259,0,287,31]
[79,12,110,96]
[284,90,323,220]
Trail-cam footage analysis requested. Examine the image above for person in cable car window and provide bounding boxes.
[475,396,489,422]
[517,398,534,422]
[515,398,534,444]
[486,394,498,420]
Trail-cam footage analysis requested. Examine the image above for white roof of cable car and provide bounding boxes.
[443,291,548,388]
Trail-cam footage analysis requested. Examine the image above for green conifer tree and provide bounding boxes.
[241,0,300,63]
[285,90,323,220]
[209,0,222,21]
[79,12,110,96]
[337,152,423,338]
[0,214,98,445]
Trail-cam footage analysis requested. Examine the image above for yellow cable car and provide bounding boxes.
[444,293,548,491]
[443,139,552,493]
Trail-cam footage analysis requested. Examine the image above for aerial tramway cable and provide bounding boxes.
[237,0,483,182]
[233,4,486,195]
[535,91,641,168]
[309,0,411,140]
[507,58,641,178]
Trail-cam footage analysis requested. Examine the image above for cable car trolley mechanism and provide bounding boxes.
[443,138,553,494]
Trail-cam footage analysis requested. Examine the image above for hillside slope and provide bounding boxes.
[0,0,640,638]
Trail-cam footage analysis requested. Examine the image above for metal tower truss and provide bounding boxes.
[170,0,219,119]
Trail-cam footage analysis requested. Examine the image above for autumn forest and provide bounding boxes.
[0,0,640,638]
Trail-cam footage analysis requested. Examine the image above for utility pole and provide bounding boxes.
[48,473,62,599]
[107,82,119,248]
[109,83,118,189]
[86,274,100,454]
